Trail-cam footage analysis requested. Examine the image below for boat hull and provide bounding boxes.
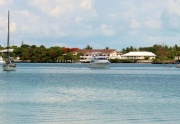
[89,62,109,68]
[3,64,16,71]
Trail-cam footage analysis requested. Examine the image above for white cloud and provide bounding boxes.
[74,16,84,23]
[80,0,92,9]
[99,24,116,36]
[29,0,94,17]
[0,16,6,35]
[166,0,180,15]
[0,0,12,5]
[143,19,162,29]
[2,0,180,49]
[148,36,180,46]
[0,0,4,5]
[129,19,141,30]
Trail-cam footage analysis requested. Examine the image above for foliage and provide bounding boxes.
[84,45,92,50]
[1,44,81,63]
[1,43,180,63]
[122,44,180,61]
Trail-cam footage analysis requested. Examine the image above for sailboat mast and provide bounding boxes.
[7,10,10,61]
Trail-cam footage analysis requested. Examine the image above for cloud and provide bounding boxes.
[143,18,162,29]
[29,0,94,17]
[161,0,180,31]
[166,0,180,15]
[99,24,116,36]
[0,0,12,6]
[2,0,180,49]
[129,19,141,30]
[80,0,92,9]
[0,0,4,5]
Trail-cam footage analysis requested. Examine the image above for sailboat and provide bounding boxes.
[3,11,16,71]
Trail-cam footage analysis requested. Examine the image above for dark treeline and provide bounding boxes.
[1,44,180,63]
[0,44,82,63]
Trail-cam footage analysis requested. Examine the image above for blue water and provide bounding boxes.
[0,63,180,124]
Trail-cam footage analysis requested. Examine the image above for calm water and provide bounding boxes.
[0,63,180,124]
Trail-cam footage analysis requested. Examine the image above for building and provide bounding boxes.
[175,56,180,61]
[121,51,156,60]
[0,49,14,53]
[77,49,122,63]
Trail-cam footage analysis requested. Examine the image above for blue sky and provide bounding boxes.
[0,0,180,50]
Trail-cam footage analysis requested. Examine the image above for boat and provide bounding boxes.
[0,56,5,63]
[176,63,180,68]
[3,11,16,71]
[89,52,110,68]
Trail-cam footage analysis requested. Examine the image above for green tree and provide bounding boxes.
[85,45,92,50]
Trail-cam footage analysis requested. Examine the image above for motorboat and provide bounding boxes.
[89,53,110,68]
[3,11,16,71]
[176,63,180,68]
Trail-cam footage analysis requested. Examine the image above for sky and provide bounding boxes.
[0,0,180,50]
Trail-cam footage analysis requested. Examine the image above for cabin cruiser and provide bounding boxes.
[89,52,110,68]
[176,63,180,68]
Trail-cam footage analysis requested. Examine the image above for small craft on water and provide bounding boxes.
[3,11,16,71]
[176,63,180,68]
[89,52,110,68]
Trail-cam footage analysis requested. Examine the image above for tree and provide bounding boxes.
[85,45,92,49]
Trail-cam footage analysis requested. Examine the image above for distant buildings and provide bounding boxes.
[0,49,14,53]
[175,56,180,61]
[76,49,122,63]
[76,49,156,63]
[0,48,157,63]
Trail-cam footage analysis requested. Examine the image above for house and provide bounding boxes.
[175,56,180,61]
[76,49,122,63]
[121,51,156,60]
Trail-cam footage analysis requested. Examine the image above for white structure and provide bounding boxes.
[0,56,5,63]
[0,49,14,53]
[121,51,156,60]
[79,49,122,63]
[175,56,180,61]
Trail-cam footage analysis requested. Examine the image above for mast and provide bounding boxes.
[7,10,10,62]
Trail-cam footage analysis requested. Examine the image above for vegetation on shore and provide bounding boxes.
[123,44,180,63]
[0,43,180,63]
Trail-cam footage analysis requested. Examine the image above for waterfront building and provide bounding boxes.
[0,49,14,53]
[76,49,122,63]
[121,51,156,60]
[175,56,180,61]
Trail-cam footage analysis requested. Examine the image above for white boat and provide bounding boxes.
[3,11,16,71]
[89,53,110,68]
[176,64,180,68]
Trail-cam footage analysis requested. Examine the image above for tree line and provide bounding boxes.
[0,44,82,63]
[0,44,180,63]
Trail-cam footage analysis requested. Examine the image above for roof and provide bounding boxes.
[77,49,117,54]
[121,51,156,57]
[0,49,14,53]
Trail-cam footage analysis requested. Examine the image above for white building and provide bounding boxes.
[175,56,180,61]
[78,49,122,63]
[121,51,156,60]
[0,49,14,53]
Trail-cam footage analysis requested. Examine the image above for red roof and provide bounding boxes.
[76,49,117,54]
